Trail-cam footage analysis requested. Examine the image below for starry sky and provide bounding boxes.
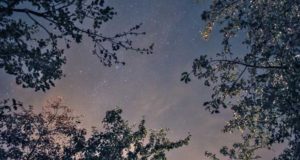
[0,0,281,159]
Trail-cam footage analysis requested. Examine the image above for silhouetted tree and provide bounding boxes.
[181,0,300,159]
[0,0,153,91]
[0,98,190,160]
[0,98,86,159]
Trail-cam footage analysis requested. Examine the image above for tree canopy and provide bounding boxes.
[0,98,190,160]
[182,0,300,159]
[0,0,153,91]
[0,1,193,160]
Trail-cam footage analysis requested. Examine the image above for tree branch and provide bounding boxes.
[229,66,247,91]
[210,59,287,69]
[54,0,75,11]
[11,8,45,17]
[26,12,52,37]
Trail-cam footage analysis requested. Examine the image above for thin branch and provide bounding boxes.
[53,0,75,11]
[79,29,150,53]
[229,66,247,91]
[210,59,287,69]
[26,12,52,37]
[12,8,45,17]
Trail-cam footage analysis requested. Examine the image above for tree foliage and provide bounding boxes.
[0,98,190,160]
[0,0,153,91]
[182,0,300,159]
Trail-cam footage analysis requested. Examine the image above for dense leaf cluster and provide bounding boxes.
[0,0,153,91]
[182,0,300,159]
[0,99,190,160]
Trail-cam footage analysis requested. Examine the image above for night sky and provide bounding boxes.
[0,0,281,159]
